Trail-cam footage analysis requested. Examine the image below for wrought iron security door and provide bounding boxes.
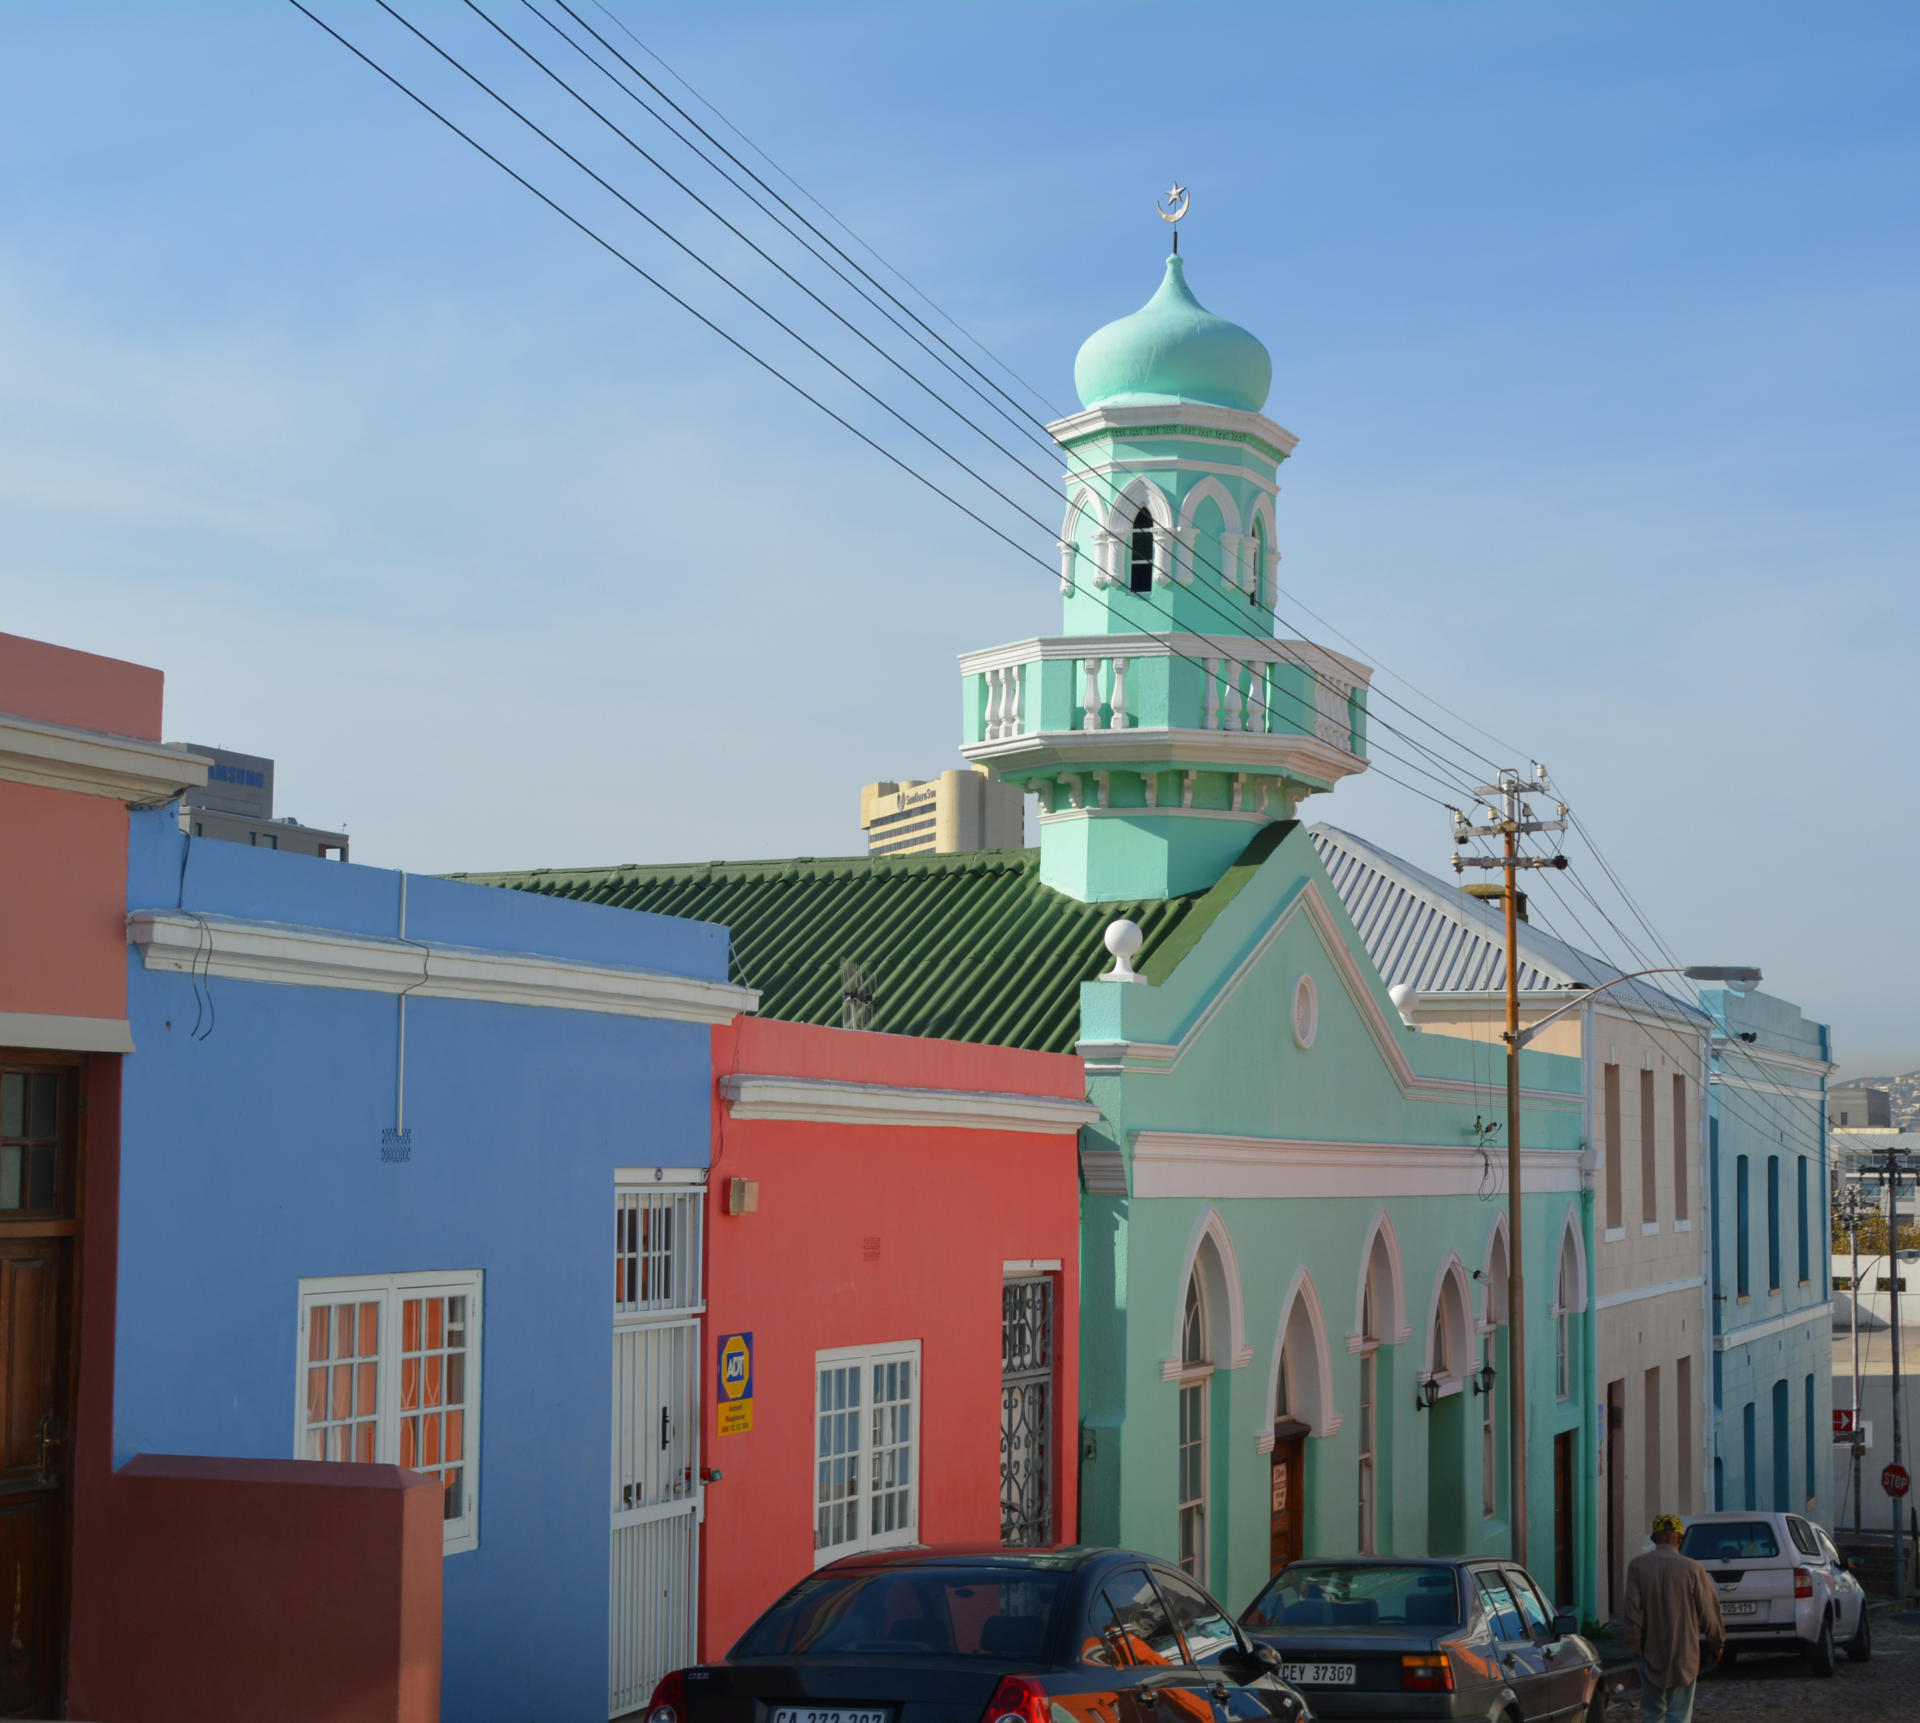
[610,1187,704,1719]
[1000,1276,1053,1545]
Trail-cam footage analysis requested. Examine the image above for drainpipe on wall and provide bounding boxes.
[1696,1023,1714,1515]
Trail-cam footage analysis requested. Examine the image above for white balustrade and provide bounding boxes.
[1082,658,1105,731]
[1222,659,1243,733]
[983,664,1024,741]
[1202,658,1220,731]
[1109,657,1130,728]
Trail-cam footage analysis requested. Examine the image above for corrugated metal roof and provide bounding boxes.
[1309,823,1706,1022]
[451,849,1201,1054]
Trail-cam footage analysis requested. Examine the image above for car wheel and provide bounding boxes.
[1585,1687,1606,1723]
[1804,1612,1836,1677]
[1845,1602,1872,1664]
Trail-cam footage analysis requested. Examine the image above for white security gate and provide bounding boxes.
[611,1186,704,1718]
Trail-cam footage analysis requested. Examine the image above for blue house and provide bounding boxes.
[1698,987,1833,1523]
[113,810,755,1721]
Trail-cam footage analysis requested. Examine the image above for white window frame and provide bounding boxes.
[296,1270,484,1554]
[1356,1347,1377,1554]
[813,1340,920,1567]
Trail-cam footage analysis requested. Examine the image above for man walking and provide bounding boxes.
[1624,1513,1725,1723]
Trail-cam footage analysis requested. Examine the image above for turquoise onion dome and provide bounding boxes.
[1073,254,1272,413]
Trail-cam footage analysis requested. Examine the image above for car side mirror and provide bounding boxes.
[1550,1611,1579,1638]
[1229,1641,1281,1674]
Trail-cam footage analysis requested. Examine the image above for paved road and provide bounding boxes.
[1604,1610,1919,1723]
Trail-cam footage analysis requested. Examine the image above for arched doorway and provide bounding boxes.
[1423,1258,1474,1554]
[1269,1272,1330,1571]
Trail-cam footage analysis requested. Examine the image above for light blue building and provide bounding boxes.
[1700,987,1833,1523]
[116,810,755,1721]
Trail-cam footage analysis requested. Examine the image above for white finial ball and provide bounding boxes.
[1105,919,1145,961]
[1389,982,1420,1024]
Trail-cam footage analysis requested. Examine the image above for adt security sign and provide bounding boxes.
[717,1332,754,1436]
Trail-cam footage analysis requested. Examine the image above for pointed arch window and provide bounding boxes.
[1178,1271,1210,1580]
[1246,519,1263,606]
[1129,508,1155,594]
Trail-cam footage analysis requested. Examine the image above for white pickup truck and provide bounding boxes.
[1678,1512,1870,1675]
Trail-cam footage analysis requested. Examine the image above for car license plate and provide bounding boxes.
[1281,1664,1356,1686]
[771,1711,889,1723]
[1721,1602,1759,1617]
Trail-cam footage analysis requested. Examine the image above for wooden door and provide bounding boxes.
[1269,1427,1306,1574]
[1605,1381,1625,1616]
[1552,1431,1574,1606]
[0,1060,78,1720]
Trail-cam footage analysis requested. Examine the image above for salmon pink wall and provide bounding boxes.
[0,782,130,1021]
[699,1019,1082,1660]
[0,631,163,739]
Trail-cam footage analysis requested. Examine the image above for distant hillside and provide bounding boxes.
[1847,1071,1920,1131]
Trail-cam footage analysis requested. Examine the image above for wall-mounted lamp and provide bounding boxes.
[1415,1376,1441,1412]
[1472,1360,1498,1397]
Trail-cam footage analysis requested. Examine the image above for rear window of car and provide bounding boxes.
[1681,1522,1780,1561]
[1243,1565,1461,1630]
[733,1569,1068,1661]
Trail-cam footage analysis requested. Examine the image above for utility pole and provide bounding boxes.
[1888,1143,1911,1604]
[1450,766,1569,1566]
[1840,1179,1864,1531]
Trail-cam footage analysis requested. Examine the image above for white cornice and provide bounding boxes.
[128,910,759,1025]
[719,1072,1100,1134]
[1713,1300,1832,1351]
[1128,1133,1582,1200]
[1060,456,1280,498]
[0,712,207,805]
[1414,989,1705,1032]
[1047,401,1300,460]
[0,1011,135,1054]
[1594,1274,1705,1312]
[961,726,1364,787]
[1712,1044,1836,1080]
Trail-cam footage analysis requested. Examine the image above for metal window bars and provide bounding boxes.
[616,1188,704,1316]
[1001,1277,1054,1546]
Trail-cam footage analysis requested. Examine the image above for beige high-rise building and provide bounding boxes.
[859,767,1023,857]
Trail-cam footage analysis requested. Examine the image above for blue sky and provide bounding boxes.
[1,2,1914,1073]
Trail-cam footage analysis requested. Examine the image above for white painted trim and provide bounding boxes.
[1265,1264,1339,1442]
[1060,456,1280,499]
[1713,1300,1832,1351]
[0,1011,134,1054]
[1169,1208,1249,1375]
[1047,400,1300,459]
[0,711,208,804]
[1130,1133,1583,1201]
[811,1339,921,1565]
[1642,1221,1662,1237]
[1352,1209,1410,1352]
[1675,1218,1692,1233]
[128,909,759,1025]
[1604,1226,1628,1243]
[1423,1253,1475,1381]
[1594,1274,1704,1312]
[1551,1206,1591,1316]
[718,1073,1098,1134]
[1004,1259,1063,1274]
[1709,1040,1836,1079]
[613,1167,708,1188]
[1072,879,1581,1120]
[957,633,1371,683]
[1038,806,1269,827]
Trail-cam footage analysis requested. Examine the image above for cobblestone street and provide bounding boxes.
[1606,1611,1920,1723]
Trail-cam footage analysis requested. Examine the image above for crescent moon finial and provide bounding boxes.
[1157,182,1190,225]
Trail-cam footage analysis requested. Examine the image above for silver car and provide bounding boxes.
[1678,1512,1870,1674]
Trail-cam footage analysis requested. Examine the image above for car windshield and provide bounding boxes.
[1681,1522,1779,1561]
[1243,1565,1461,1631]
[733,1568,1068,1661]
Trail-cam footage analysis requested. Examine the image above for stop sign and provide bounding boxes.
[1884,1463,1911,1498]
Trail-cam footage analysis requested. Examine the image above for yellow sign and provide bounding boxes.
[717,1331,753,1436]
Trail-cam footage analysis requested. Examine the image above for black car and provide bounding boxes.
[648,1546,1311,1723]
[1240,1557,1602,1723]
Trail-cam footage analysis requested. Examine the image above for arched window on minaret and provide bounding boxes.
[1246,519,1264,606]
[1129,508,1154,593]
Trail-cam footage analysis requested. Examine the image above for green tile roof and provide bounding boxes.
[450,849,1201,1053]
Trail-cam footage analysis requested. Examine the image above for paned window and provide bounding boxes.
[1677,1356,1693,1507]
[1640,1068,1658,1225]
[1357,1349,1377,1554]
[1128,509,1154,593]
[615,1187,703,1315]
[1672,1076,1690,1222]
[0,1068,68,1214]
[298,1271,482,1553]
[1735,1157,1750,1297]
[1481,1332,1498,1518]
[1246,521,1263,606]
[1766,1156,1781,1293]
[1796,1157,1809,1284]
[1603,1065,1623,1229]
[813,1341,920,1564]
[1177,1274,1210,1580]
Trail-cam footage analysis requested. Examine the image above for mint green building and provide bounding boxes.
[962,255,1597,1619]
[474,252,1604,1627]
